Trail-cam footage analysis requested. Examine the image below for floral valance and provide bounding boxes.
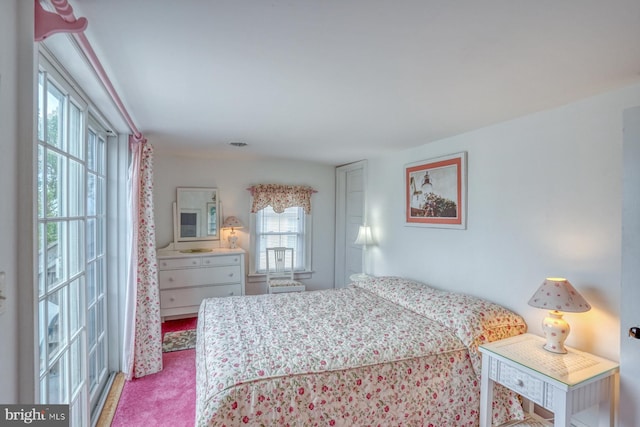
[248,184,316,214]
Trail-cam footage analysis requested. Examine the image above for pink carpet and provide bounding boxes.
[111,317,198,427]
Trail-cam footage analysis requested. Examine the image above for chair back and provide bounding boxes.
[265,247,295,281]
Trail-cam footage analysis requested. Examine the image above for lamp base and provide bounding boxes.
[228,234,238,249]
[541,310,570,354]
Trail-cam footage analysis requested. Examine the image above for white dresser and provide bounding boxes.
[157,248,245,320]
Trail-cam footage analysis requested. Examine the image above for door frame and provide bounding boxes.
[334,160,367,288]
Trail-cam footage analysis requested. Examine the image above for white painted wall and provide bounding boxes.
[0,0,36,404]
[367,83,640,366]
[0,0,19,403]
[153,151,336,294]
[621,106,640,427]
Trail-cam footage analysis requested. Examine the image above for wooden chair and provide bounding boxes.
[266,247,305,294]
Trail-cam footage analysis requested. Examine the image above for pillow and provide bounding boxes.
[352,276,528,375]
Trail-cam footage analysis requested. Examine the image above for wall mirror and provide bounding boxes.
[175,187,220,241]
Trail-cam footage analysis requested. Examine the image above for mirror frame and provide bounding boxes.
[174,187,220,242]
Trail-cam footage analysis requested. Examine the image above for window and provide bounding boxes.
[37,54,111,427]
[252,206,311,274]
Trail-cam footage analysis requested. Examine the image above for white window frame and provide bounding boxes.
[249,205,312,276]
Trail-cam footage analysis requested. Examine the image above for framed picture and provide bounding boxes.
[405,151,467,229]
[207,202,218,236]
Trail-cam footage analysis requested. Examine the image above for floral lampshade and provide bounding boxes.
[528,277,591,353]
[222,216,243,230]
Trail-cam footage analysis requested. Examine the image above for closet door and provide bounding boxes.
[334,160,367,288]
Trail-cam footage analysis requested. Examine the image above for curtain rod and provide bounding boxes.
[35,0,146,142]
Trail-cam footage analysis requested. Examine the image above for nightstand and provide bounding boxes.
[479,333,619,427]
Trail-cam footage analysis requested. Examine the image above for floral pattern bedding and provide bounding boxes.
[196,277,527,426]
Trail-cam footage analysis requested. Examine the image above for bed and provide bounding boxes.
[196,276,527,426]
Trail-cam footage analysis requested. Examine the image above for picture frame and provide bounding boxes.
[405,151,467,229]
[206,202,218,236]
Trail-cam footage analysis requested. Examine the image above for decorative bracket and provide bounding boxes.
[35,0,88,42]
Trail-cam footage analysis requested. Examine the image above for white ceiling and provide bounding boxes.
[49,0,640,165]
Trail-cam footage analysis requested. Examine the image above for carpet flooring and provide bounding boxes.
[111,317,197,427]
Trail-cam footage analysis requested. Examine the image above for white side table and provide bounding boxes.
[479,333,619,427]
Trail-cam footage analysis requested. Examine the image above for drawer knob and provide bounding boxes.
[192,261,198,265]
[162,262,167,267]
[515,379,524,387]
[229,273,234,277]
[169,277,174,282]
[169,297,175,302]
[229,292,234,296]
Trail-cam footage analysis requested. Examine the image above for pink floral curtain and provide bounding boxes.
[123,136,163,379]
[248,184,316,214]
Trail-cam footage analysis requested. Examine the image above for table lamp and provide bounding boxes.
[527,277,591,353]
[352,225,374,281]
[222,216,243,249]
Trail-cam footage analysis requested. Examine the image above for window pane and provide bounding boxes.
[89,348,97,394]
[69,103,83,159]
[68,220,84,278]
[38,223,46,297]
[87,218,96,261]
[38,72,44,141]
[40,376,47,404]
[70,336,83,396]
[96,217,105,258]
[87,173,96,216]
[97,176,105,216]
[38,145,44,219]
[48,352,67,404]
[97,135,106,175]
[70,388,84,427]
[39,299,47,374]
[87,262,95,305]
[46,83,65,149]
[96,258,104,297]
[96,299,104,341]
[46,221,67,289]
[48,287,67,362]
[69,277,83,336]
[87,132,96,171]
[88,306,96,348]
[46,150,67,218]
[68,159,85,217]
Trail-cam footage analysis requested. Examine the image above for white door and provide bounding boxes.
[335,161,367,288]
[620,106,640,426]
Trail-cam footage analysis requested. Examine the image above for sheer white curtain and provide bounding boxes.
[123,136,163,379]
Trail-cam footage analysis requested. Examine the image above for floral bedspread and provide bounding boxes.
[196,277,527,426]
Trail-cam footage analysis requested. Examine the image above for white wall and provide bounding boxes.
[153,151,336,294]
[367,83,640,363]
[621,106,640,427]
[0,0,36,404]
[0,0,19,403]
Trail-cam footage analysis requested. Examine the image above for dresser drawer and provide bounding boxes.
[160,284,242,308]
[159,257,201,270]
[201,255,241,267]
[159,265,241,289]
[495,359,544,405]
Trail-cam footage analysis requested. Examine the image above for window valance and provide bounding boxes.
[248,184,316,214]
